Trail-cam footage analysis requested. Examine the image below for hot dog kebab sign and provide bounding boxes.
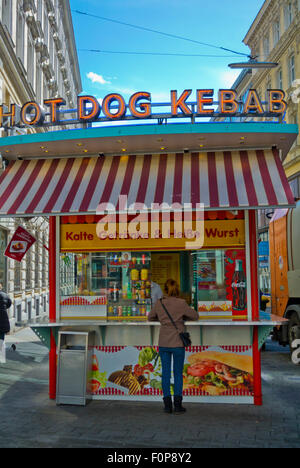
[4,226,36,262]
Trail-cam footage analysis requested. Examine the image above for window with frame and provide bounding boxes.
[2,0,12,36]
[43,81,48,102]
[289,176,299,199]
[36,0,43,22]
[41,235,47,287]
[273,19,280,46]
[34,244,39,289]
[277,68,283,89]
[16,3,25,63]
[289,55,295,86]
[26,249,32,291]
[36,62,42,102]
[285,2,293,29]
[263,35,269,59]
[27,35,35,89]
[43,8,49,47]
[49,36,54,67]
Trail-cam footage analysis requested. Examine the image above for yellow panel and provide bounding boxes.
[60,220,245,251]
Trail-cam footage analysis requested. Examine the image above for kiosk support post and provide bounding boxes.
[49,216,57,399]
[249,210,262,405]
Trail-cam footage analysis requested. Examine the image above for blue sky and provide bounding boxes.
[70,0,265,105]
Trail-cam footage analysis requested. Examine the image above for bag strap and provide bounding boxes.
[159,298,179,331]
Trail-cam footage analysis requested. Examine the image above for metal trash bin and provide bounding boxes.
[56,331,95,406]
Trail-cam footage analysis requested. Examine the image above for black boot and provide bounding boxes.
[174,395,186,414]
[163,396,173,413]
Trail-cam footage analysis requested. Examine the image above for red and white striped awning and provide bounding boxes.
[0,149,294,216]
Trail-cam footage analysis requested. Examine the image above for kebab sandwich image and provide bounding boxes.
[183,351,254,395]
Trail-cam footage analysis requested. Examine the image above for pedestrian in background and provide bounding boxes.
[0,282,12,342]
[148,279,198,414]
[148,272,163,306]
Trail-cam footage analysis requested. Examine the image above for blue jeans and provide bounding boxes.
[159,347,185,397]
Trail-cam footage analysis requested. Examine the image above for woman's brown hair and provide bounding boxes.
[164,279,180,297]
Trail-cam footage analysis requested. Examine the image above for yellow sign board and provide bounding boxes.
[151,253,181,292]
[60,220,245,251]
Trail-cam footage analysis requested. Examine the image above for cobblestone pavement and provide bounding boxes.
[0,329,300,448]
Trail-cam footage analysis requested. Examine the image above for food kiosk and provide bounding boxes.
[0,90,297,405]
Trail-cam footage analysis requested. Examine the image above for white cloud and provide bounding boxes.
[87,72,110,85]
[219,70,240,88]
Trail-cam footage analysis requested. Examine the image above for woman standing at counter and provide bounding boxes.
[148,279,198,414]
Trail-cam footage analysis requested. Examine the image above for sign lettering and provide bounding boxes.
[0,88,287,129]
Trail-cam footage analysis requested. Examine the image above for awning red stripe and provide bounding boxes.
[135,154,152,204]
[207,152,219,207]
[256,149,278,205]
[7,160,45,214]
[120,155,136,196]
[98,156,121,206]
[173,153,184,203]
[240,151,258,206]
[191,152,200,206]
[61,158,90,212]
[154,154,168,204]
[272,147,295,204]
[79,156,105,212]
[43,158,75,213]
[25,159,60,213]
[0,160,30,209]
[223,151,239,207]
[116,155,136,210]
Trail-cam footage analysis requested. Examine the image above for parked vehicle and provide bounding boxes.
[269,200,300,352]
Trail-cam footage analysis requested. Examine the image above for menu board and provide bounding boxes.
[151,253,180,292]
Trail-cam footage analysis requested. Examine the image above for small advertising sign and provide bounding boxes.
[4,226,36,262]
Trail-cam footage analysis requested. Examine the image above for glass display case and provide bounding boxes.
[59,252,152,320]
[192,249,247,318]
[106,252,151,319]
[192,250,231,317]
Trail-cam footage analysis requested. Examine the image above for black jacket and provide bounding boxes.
[0,290,12,334]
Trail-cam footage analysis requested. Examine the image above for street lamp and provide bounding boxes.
[228,57,278,69]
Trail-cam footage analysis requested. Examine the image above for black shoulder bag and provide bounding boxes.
[159,299,192,347]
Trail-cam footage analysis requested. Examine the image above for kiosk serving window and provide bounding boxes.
[59,210,247,320]
[59,247,247,321]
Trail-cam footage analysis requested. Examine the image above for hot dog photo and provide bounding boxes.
[10,241,27,253]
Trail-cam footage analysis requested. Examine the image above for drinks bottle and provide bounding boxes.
[231,259,247,310]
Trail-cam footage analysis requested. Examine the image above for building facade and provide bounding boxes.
[0,0,82,329]
[243,0,300,197]
[215,0,300,293]
[243,0,300,293]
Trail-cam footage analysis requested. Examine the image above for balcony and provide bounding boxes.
[23,0,36,13]
[48,12,56,27]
